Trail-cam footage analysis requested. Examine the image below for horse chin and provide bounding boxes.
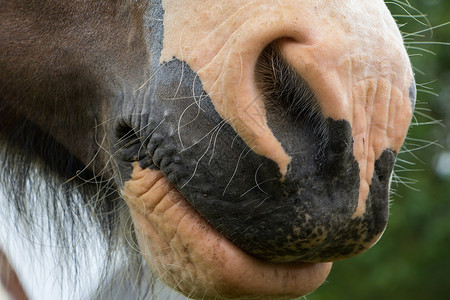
[122,163,331,299]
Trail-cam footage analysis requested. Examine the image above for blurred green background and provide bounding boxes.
[308,1,450,299]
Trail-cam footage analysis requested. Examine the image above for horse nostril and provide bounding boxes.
[253,42,358,172]
[255,42,322,126]
[255,42,329,157]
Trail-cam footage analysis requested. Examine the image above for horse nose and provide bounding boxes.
[193,19,321,178]
[160,1,412,178]
[254,41,354,173]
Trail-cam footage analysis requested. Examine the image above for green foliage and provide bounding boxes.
[308,1,450,299]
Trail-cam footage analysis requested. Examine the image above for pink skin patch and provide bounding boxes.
[122,163,331,299]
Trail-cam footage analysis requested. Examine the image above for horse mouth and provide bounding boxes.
[115,94,392,265]
[122,163,332,299]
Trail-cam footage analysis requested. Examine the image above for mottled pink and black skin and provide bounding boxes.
[0,0,415,298]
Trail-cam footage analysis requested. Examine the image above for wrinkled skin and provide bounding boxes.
[0,0,414,299]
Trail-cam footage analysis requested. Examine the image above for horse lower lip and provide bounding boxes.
[123,164,332,298]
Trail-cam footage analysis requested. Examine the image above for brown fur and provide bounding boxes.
[0,0,149,169]
[0,1,154,294]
